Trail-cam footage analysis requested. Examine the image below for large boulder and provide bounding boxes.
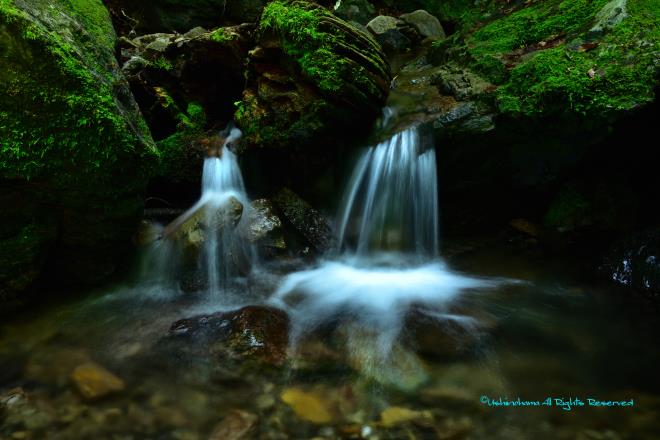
[235,0,391,150]
[0,0,158,311]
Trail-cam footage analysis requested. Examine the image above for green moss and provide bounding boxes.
[260,0,387,102]
[156,102,207,180]
[496,0,659,117]
[210,27,237,43]
[471,0,610,54]
[0,0,157,188]
[153,56,173,71]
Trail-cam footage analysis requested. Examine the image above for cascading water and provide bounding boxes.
[140,125,255,295]
[273,119,500,387]
[337,126,439,257]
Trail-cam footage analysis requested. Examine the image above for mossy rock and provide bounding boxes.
[0,0,158,310]
[235,0,391,149]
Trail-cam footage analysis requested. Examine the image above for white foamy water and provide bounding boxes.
[140,125,255,295]
[275,123,504,384]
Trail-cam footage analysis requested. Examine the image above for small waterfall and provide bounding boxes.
[273,119,500,388]
[337,126,439,257]
[139,125,254,295]
[198,127,253,293]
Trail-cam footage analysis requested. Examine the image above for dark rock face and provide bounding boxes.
[273,188,335,254]
[105,0,267,34]
[334,0,376,25]
[235,1,391,151]
[602,230,660,297]
[167,306,290,366]
[1,0,157,311]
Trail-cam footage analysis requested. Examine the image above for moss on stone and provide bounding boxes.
[260,0,388,104]
[495,0,659,117]
[0,0,157,188]
[157,102,207,181]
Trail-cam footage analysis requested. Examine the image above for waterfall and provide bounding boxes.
[140,125,254,294]
[198,127,253,293]
[273,121,499,388]
[336,126,439,257]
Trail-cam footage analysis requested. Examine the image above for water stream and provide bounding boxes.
[1,122,659,439]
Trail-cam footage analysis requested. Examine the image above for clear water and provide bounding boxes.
[2,126,659,439]
[1,246,658,439]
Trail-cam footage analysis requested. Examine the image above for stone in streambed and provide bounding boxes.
[239,199,286,252]
[70,362,125,400]
[273,188,334,254]
[379,406,433,428]
[167,306,290,366]
[209,409,258,440]
[280,387,333,424]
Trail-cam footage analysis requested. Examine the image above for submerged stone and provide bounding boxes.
[280,387,333,424]
[70,362,125,400]
[209,409,258,440]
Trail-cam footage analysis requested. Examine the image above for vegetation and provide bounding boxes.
[0,0,157,187]
[259,0,388,101]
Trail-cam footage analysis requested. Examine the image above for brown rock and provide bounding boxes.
[70,362,125,400]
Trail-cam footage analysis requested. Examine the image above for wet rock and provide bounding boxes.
[209,409,258,440]
[280,387,333,424]
[273,188,335,254]
[334,0,376,25]
[239,199,286,253]
[167,306,290,366]
[602,229,660,297]
[400,10,445,40]
[163,197,244,252]
[70,362,125,400]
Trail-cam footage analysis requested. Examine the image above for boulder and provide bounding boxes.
[235,1,390,150]
[399,10,445,39]
[209,410,258,440]
[239,199,286,253]
[0,0,157,312]
[366,15,400,35]
[273,188,335,254]
[163,196,244,252]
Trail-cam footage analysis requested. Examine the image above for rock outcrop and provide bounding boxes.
[235,0,391,150]
[0,0,158,311]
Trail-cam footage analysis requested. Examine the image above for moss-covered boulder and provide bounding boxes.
[235,0,391,150]
[0,0,158,310]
